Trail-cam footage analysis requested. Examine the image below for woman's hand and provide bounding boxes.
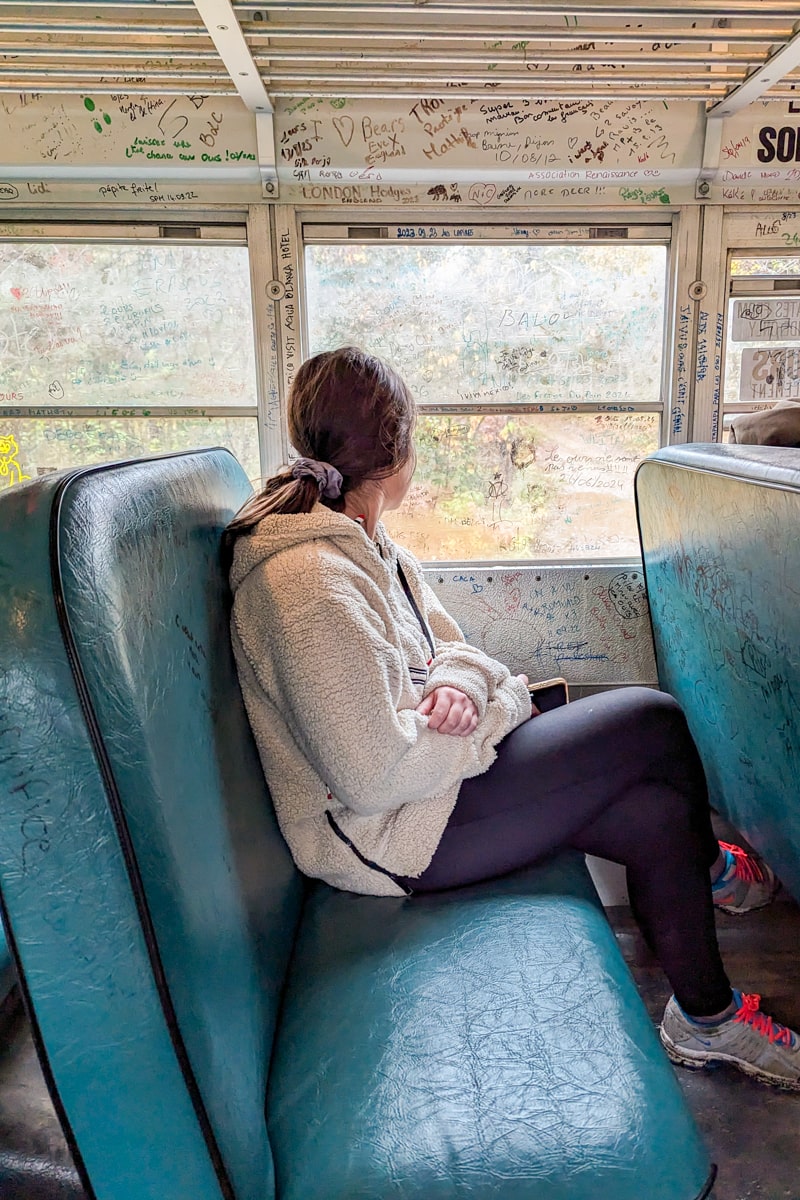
[417,687,479,737]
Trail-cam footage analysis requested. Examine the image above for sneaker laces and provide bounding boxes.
[718,842,767,884]
[733,992,796,1047]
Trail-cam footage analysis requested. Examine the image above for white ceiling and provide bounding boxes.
[1,1,800,114]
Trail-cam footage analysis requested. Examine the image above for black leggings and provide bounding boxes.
[402,687,732,1018]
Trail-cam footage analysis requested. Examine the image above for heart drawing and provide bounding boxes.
[332,116,355,147]
[468,183,496,206]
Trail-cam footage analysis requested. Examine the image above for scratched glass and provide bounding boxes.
[306,242,667,407]
[306,240,664,559]
[3,417,260,487]
[381,411,659,562]
[724,257,800,414]
[730,256,800,277]
[0,243,257,407]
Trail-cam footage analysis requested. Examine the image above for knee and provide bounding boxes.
[602,686,686,733]
[617,685,681,714]
[620,685,685,722]
[609,687,699,765]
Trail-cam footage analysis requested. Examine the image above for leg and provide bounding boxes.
[412,687,720,886]
[406,687,731,1016]
[569,785,731,1016]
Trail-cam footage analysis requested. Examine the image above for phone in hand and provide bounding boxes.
[528,677,569,712]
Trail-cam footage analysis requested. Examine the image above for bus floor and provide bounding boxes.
[1,893,798,1199]
[610,891,800,1200]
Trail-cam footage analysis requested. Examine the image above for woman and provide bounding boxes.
[226,345,799,1090]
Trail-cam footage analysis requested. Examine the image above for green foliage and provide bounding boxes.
[306,240,664,558]
[0,242,259,481]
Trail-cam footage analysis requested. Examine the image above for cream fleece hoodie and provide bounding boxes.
[229,506,532,896]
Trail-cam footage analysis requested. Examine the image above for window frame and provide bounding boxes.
[298,215,674,566]
[0,217,267,482]
[722,254,800,433]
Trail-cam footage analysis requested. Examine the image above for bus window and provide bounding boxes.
[0,238,260,484]
[305,232,666,561]
[724,255,800,439]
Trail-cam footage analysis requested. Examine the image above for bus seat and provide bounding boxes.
[636,443,800,903]
[0,450,713,1200]
[0,450,303,1200]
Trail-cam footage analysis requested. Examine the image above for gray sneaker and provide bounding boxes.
[711,842,779,915]
[661,991,800,1090]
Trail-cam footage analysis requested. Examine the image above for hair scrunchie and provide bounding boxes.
[290,457,343,500]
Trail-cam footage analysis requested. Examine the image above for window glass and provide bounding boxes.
[306,243,666,408]
[730,256,800,277]
[0,243,257,407]
[306,238,666,560]
[3,417,260,485]
[385,411,658,561]
[724,256,800,413]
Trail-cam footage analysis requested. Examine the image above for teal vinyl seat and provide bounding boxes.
[636,444,800,903]
[0,450,713,1200]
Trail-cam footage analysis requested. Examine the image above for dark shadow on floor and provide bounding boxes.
[0,997,86,1200]
[607,892,800,1200]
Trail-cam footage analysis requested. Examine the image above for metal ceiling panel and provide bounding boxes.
[0,0,798,105]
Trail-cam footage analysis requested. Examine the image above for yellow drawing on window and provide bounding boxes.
[0,434,30,489]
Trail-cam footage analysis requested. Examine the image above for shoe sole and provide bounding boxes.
[713,884,780,916]
[660,1028,800,1091]
[713,895,776,916]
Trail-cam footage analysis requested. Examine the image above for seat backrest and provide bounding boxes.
[0,450,304,1200]
[636,442,800,902]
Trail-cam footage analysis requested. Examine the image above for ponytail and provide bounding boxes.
[221,470,320,569]
[222,345,415,570]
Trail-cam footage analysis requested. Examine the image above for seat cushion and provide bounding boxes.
[269,856,712,1200]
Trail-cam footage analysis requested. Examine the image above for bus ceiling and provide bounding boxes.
[2,3,800,207]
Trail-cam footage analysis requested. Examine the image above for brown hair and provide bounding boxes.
[224,346,415,552]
